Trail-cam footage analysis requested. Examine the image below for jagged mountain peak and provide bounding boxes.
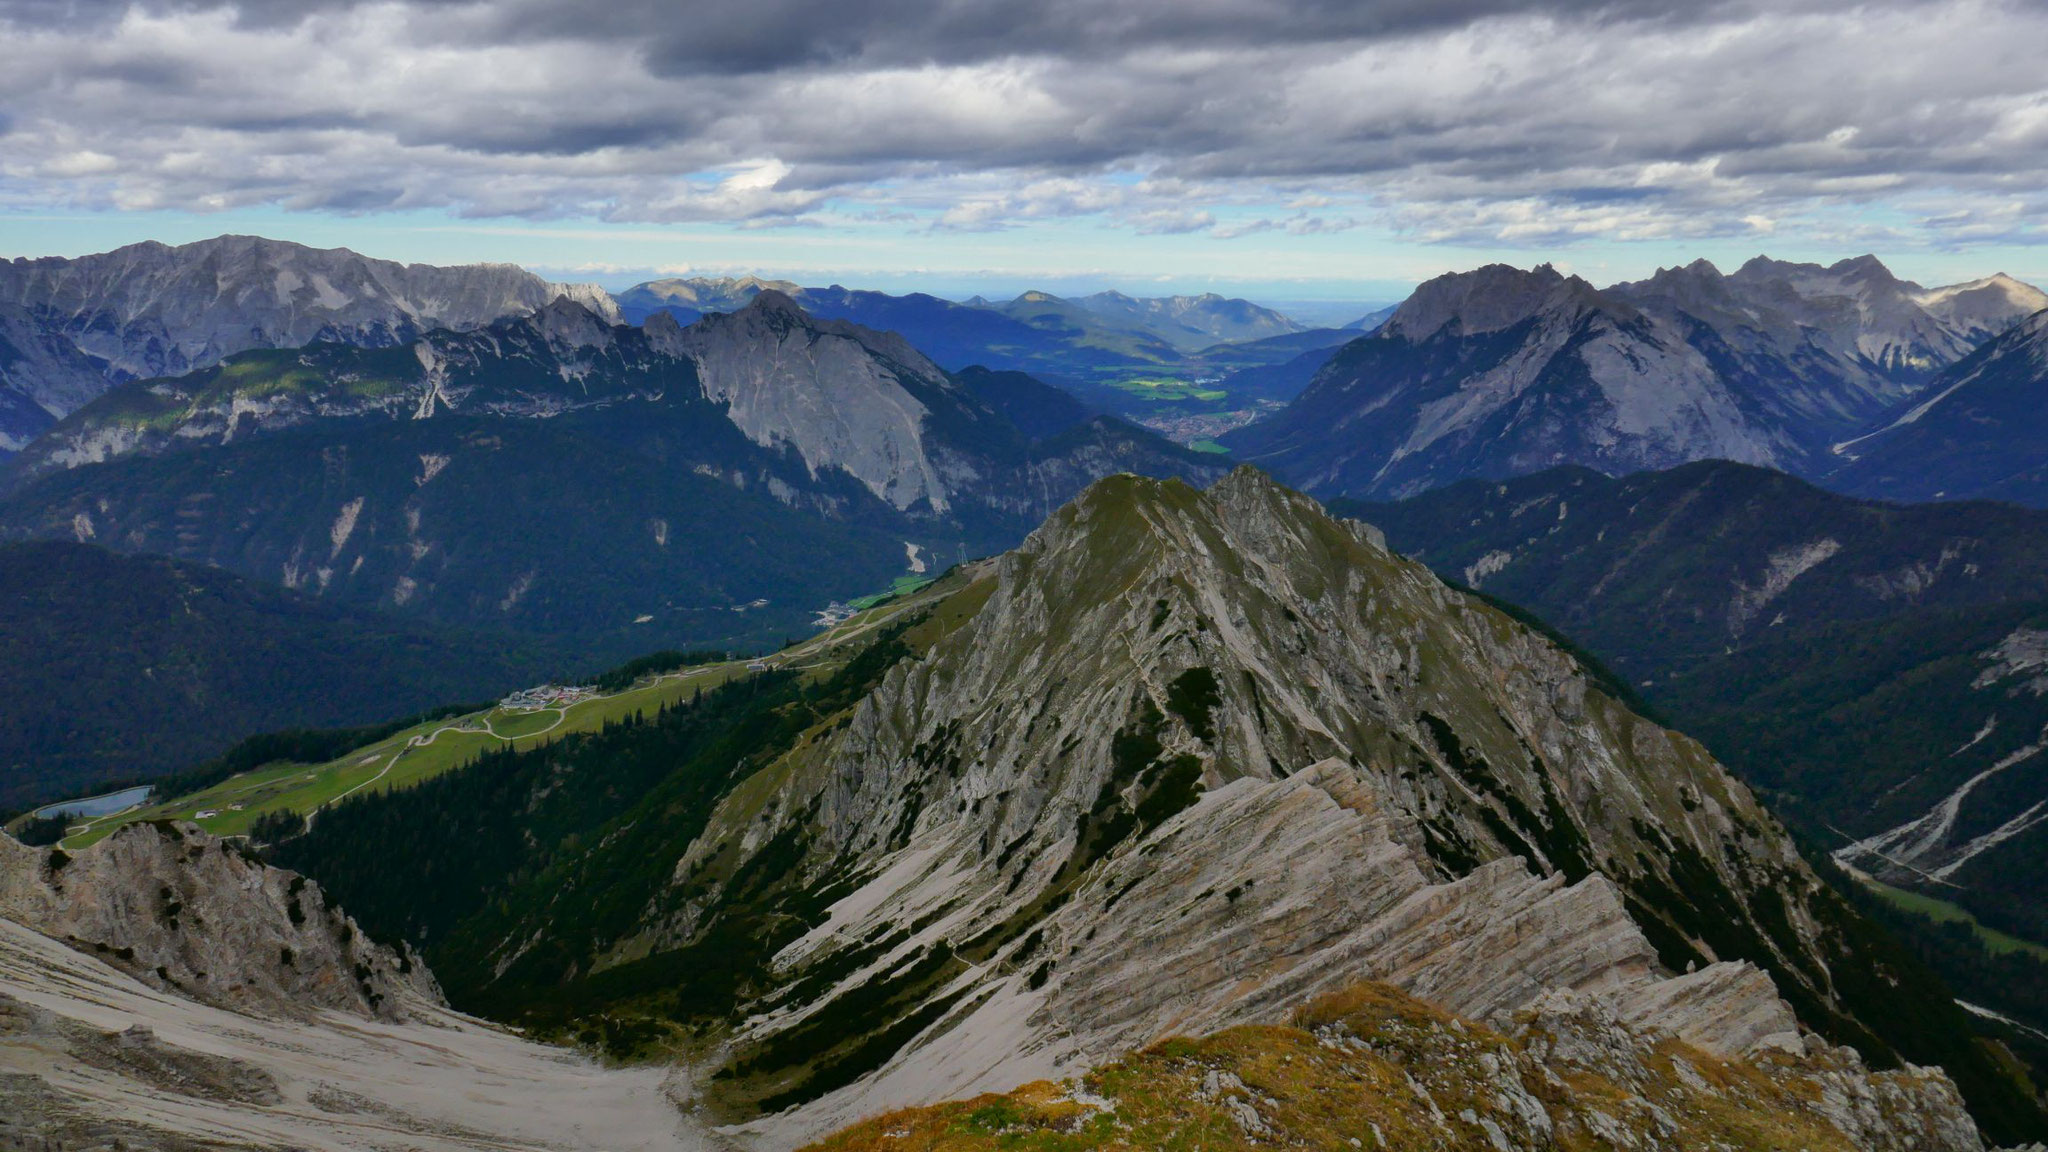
[1912,272,2048,340]
[1729,252,1915,295]
[1381,261,1614,340]
[1638,257,1728,287]
[1830,252,1900,280]
[738,286,809,320]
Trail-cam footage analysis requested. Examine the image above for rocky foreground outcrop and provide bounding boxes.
[0,818,695,1150]
[807,981,1983,1152]
[0,821,439,1021]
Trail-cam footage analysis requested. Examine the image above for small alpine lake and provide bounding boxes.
[34,785,153,821]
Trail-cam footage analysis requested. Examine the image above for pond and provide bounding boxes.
[34,785,153,821]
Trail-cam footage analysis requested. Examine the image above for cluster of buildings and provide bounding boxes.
[500,684,598,711]
[813,602,860,628]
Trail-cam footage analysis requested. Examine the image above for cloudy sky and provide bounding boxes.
[2,0,2044,302]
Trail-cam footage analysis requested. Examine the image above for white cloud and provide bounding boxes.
[0,0,2042,251]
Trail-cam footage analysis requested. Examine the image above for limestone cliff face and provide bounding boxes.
[0,821,440,1021]
[494,467,1972,1144]
[13,297,682,476]
[666,291,965,513]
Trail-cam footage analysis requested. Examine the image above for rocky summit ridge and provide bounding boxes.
[399,465,2001,1146]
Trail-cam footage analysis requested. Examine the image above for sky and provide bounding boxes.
[2,0,2046,307]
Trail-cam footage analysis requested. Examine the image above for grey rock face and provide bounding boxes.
[669,290,962,512]
[0,234,617,450]
[1611,254,2044,447]
[1229,255,2044,499]
[1380,262,1612,340]
[1228,264,1794,498]
[0,822,441,1021]
[1506,993,1983,1152]
[1916,273,2048,342]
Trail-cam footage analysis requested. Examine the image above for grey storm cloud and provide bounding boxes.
[0,0,2039,244]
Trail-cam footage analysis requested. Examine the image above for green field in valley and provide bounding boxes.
[845,574,935,612]
[1861,875,2048,959]
[34,571,984,852]
[1107,375,1228,404]
[53,659,749,849]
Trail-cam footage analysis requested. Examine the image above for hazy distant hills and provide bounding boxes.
[619,275,1305,355]
[1040,288,1306,349]
[0,292,1222,645]
[1227,256,2048,501]
[613,276,1331,420]
[0,236,618,455]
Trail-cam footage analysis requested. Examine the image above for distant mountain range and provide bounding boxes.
[18,239,2045,513]
[620,276,1306,353]
[0,292,1222,647]
[0,235,616,455]
[1227,256,2048,501]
